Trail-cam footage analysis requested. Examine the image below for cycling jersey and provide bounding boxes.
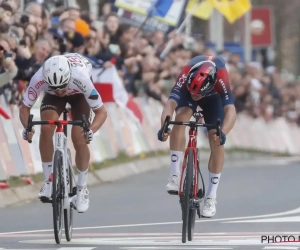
[22,53,103,110]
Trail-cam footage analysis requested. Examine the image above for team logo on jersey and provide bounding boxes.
[73,79,86,93]
[176,74,187,88]
[88,89,99,100]
[28,87,37,101]
[35,80,44,89]
[219,79,229,100]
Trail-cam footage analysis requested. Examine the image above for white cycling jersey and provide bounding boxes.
[23,53,103,110]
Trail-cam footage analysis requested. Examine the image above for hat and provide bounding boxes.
[64,31,84,48]
[48,27,64,40]
[75,18,90,37]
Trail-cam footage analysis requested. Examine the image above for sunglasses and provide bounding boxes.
[0,45,7,54]
[48,83,69,90]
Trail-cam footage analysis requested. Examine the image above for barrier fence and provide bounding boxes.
[0,95,299,181]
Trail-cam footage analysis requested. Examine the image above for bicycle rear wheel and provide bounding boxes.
[52,150,64,244]
[64,148,73,241]
[182,149,194,243]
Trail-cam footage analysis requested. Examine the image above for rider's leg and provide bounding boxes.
[166,107,193,194]
[69,94,92,212]
[39,94,65,198]
[200,94,225,217]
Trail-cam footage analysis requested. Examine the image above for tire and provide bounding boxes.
[188,205,196,241]
[64,148,73,242]
[182,149,194,243]
[52,150,64,244]
[188,149,199,241]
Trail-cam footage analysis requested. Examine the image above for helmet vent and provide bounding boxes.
[53,73,57,85]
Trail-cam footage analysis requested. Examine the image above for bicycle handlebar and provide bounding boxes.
[162,115,222,142]
[26,114,90,144]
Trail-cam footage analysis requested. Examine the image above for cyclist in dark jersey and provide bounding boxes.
[157,55,236,218]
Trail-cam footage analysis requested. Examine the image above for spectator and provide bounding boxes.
[0,0,299,128]
[0,34,18,87]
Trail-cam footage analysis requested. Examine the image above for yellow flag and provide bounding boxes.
[211,0,252,23]
[186,0,214,20]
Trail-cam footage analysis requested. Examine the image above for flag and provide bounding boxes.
[115,0,186,27]
[186,0,214,20]
[91,66,143,125]
[148,0,173,18]
[211,0,251,23]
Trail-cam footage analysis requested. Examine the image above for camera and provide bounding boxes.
[20,14,29,24]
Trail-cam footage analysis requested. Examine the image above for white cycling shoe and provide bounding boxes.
[166,175,180,195]
[38,182,52,199]
[202,196,217,218]
[76,186,90,213]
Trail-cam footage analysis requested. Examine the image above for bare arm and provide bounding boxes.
[222,105,237,135]
[89,105,107,133]
[19,103,31,128]
[160,99,178,128]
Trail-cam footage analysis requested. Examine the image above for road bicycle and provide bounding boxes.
[162,111,222,243]
[26,108,90,244]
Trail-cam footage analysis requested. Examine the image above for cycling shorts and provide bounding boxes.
[40,93,92,125]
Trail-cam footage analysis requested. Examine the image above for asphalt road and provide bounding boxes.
[0,157,300,250]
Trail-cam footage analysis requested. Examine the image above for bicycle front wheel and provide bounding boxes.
[52,150,64,244]
[182,149,194,243]
[64,148,73,242]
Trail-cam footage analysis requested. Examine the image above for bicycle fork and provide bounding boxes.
[55,132,76,210]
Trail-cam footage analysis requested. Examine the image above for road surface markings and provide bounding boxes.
[120,247,233,250]
[0,248,96,250]
[2,205,300,235]
[18,234,300,247]
[263,247,299,249]
[224,216,300,223]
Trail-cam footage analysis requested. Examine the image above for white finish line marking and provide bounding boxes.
[120,248,233,250]
[263,247,299,249]
[18,235,300,247]
[2,205,300,235]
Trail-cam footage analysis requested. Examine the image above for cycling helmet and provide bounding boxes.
[42,55,71,89]
[186,61,217,95]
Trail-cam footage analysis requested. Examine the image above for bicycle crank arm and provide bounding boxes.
[69,186,77,197]
[197,208,201,218]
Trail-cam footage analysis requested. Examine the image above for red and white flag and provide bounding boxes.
[92,65,143,124]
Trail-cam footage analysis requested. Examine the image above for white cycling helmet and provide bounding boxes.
[42,55,71,88]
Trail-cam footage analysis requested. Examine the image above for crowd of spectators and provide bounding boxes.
[0,0,299,125]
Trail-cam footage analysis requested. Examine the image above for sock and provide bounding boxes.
[77,168,89,189]
[206,172,221,199]
[170,150,183,177]
[42,162,52,182]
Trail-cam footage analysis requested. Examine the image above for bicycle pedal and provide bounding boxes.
[39,197,52,204]
[167,190,178,195]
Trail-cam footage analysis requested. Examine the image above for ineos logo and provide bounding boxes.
[176,74,187,88]
[171,154,178,162]
[211,177,219,184]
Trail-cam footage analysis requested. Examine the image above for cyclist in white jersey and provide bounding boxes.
[19,53,107,213]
